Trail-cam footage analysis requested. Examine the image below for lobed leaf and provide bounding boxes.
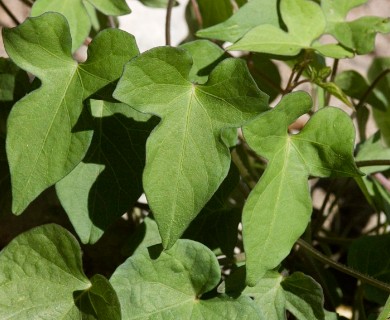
[0,224,119,319]
[3,13,139,214]
[110,239,262,319]
[228,0,353,58]
[242,91,361,285]
[321,0,390,54]
[113,46,269,248]
[56,101,157,244]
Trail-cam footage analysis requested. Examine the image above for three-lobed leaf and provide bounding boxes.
[0,224,120,319]
[3,13,139,214]
[242,91,361,285]
[113,46,269,248]
[56,100,157,244]
[111,239,262,319]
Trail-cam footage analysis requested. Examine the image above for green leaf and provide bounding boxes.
[113,46,269,248]
[197,0,279,43]
[321,0,390,54]
[281,272,325,320]
[3,13,139,214]
[75,274,121,320]
[121,217,162,257]
[196,0,233,28]
[56,101,157,244]
[315,81,352,107]
[0,224,120,319]
[87,0,130,16]
[0,58,29,103]
[179,40,226,84]
[31,0,130,51]
[249,54,282,102]
[242,92,361,285]
[335,70,386,110]
[243,271,285,319]
[228,0,353,58]
[348,234,390,304]
[110,239,262,319]
[356,131,390,174]
[368,58,390,146]
[242,271,327,319]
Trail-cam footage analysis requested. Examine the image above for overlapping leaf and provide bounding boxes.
[31,0,131,51]
[56,101,157,244]
[3,13,139,214]
[196,0,233,28]
[113,46,269,248]
[0,224,120,319]
[321,0,390,54]
[110,239,262,319]
[229,0,353,58]
[242,92,361,285]
[196,0,279,43]
[245,271,329,320]
[348,235,390,304]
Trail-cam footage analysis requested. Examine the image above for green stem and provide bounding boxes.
[356,68,390,110]
[297,239,390,293]
[0,0,20,25]
[325,59,339,105]
[165,0,175,46]
[355,159,390,167]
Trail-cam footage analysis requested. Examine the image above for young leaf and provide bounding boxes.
[110,239,262,319]
[242,91,361,285]
[113,46,269,249]
[56,101,157,244]
[196,0,279,43]
[228,0,353,58]
[321,0,390,54]
[3,13,139,214]
[0,224,120,319]
[31,0,131,51]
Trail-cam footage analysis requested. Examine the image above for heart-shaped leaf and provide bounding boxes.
[0,224,120,319]
[229,0,353,58]
[242,91,361,285]
[110,239,262,319]
[31,0,131,51]
[3,13,139,214]
[113,46,269,248]
[56,100,157,244]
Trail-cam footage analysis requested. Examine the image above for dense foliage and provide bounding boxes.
[1,0,390,319]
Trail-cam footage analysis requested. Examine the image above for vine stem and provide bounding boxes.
[0,0,20,25]
[165,0,175,46]
[355,159,390,167]
[356,68,390,110]
[297,239,390,293]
